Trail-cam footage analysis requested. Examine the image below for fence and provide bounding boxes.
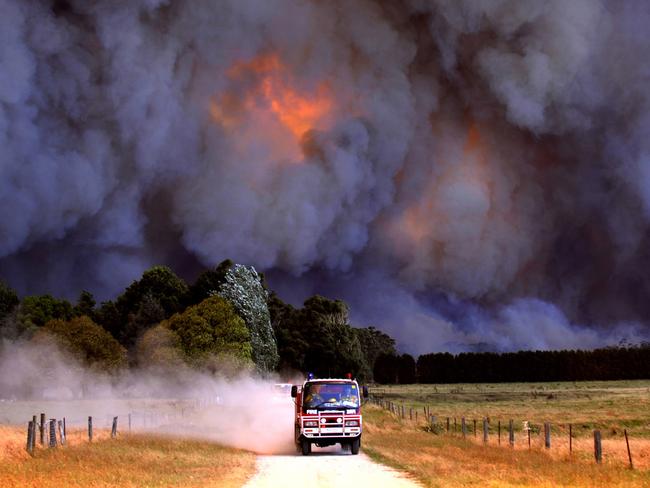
[369,396,636,469]
[23,396,222,457]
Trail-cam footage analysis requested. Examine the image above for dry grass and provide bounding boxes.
[362,405,650,487]
[0,426,256,488]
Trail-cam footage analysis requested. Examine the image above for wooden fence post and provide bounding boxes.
[49,419,57,448]
[63,417,66,439]
[544,423,551,449]
[483,418,488,443]
[57,420,65,446]
[26,421,34,455]
[594,430,602,464]
[473,419,477,437]
[88,416,93,442]
[569,424,572,454]
[509,420,514,447]
[461,418,467,438]
[40,413,45,446]
[624,429,633,469]
[446,417,450,432]
[111,417,118,438]
[409,408,412,421]
[498,420,501,445]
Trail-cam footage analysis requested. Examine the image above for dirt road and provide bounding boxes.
[243,446,420,488]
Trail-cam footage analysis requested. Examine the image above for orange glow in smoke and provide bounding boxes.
[211,53,333,142]
[394,120,493,246]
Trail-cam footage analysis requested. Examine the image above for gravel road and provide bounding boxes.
[243,445,420,488]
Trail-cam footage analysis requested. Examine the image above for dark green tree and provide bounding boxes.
[95,266,189,347]
[73,290,96,319]
[16,295,74,336]
[354,326,396,381]
[0,280,19,320]
[188,259,233,305]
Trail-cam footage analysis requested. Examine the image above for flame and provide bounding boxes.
[210,53,333,158]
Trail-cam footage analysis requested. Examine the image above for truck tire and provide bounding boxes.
[301,439,312,456]
[350,437,360,455]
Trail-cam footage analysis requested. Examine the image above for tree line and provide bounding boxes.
[374,346,650,384]
[0,261,396,387]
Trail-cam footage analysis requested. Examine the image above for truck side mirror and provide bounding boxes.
[362,385,369,398]
[291,385,298,398]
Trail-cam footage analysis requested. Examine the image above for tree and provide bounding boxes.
[0,280,19,321]
[161,296,253,372]
[73,290,96,319]
[40,316,127,371]
[397,354,416,384]
[116,266,189,318]
[354,326,396,381]
[374,353,399,384]
[215,264,279,373]
[188,259,233,305]
[16,295,74,336]
[96,266,190,346]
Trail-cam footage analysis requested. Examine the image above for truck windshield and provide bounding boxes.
[302,382,360,410]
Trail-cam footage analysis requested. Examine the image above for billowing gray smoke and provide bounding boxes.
[2,0,650,354]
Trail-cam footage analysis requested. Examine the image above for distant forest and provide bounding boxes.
[1,260,649,387]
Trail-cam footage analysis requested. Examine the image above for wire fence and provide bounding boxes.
[369,396,636,469]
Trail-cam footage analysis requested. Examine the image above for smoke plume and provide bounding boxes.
[2,0,650,352]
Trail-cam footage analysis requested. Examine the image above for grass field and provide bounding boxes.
[0,426,255,488]
[362,405,650,487]
[363,380,650,486]
[370,380,650,438]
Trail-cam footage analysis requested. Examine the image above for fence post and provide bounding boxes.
[544,423,551,449]
[430,415,437,431]
[483,418,488,443]
[88,416,93,442]
[26,421,34,456]
[461,418,467,438]
[49,419,57,448]
[111,416,118,438]
[569,424,572,454]
[473,419,477,437]
[594,430,602,464]
[624,429,633,469]
[57,420,65,446]
[509,420,514,447]
[39,413,45,446]
[454,417,457,433]
[415,411,418,423]
[498,420,501,445]
[446,417,450,432]
[63,417,66,439]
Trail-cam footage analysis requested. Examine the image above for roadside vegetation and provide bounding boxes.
[362,403,650,487]
[0,426,255,488]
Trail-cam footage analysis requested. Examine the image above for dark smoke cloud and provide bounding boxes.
[1,0,649,353]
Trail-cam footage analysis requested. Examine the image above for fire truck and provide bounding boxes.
[291,374,369,455]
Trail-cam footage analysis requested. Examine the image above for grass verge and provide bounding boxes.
[0,428,255,488]
[362,405,650,487]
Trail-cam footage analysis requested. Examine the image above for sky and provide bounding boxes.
[2,0,650,354]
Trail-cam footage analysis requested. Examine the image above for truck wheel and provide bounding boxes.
[350,437,360,455]
[301,439,312,456]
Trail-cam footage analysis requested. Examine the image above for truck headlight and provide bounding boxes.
[304,420,319,427]
[345,420,359,427]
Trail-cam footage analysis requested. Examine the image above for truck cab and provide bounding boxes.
[291,375,368,455]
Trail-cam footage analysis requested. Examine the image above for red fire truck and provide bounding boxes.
[291,374,369,455]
